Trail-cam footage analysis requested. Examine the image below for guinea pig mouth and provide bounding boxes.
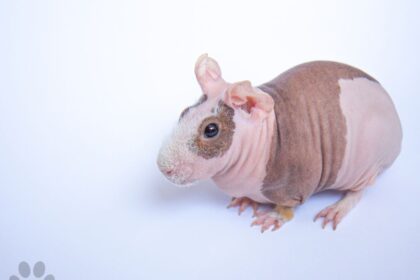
[163,173,195,187]
[157,163,194,187]
[169,177,196,187]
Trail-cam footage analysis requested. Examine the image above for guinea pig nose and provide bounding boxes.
[164,168,174,176]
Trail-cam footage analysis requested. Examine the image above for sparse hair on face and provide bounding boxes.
[157,54,275,186]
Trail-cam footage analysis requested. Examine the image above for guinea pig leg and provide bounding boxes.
[251,205,294,233]
[314,189,363,230]
[227,197,260,216]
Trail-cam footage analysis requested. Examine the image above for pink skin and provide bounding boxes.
[198,55,276,203]
[252,77,402,232]
[157,54,276,232]
[157,54,275,199]
[212,90,275,204]
[156,55,232,185]
[312,78,402,230]
[158,54,402,233]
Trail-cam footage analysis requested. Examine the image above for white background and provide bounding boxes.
[1,0,419,279]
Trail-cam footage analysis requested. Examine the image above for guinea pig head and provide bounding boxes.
[157,54,274,186]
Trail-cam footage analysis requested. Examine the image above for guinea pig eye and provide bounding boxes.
[204,123,219,138]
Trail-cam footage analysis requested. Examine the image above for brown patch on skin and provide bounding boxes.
[191,101,235,159]
[258,61,377,207]
[179,94,208,121]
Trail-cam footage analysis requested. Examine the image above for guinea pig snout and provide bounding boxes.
[162,167,174,176]
[157,155,194,185]
[158,163,175,177]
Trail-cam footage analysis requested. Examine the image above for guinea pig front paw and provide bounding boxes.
[251,205,294,233]
[227,197,259,217]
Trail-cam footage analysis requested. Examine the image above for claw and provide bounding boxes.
[227,198,239,209]
[271,222,282,231]
[261,217,276,233]
[251,213,266,227]
[227,197,260,216]
[314,208,328,222]
[315,189,364,231]
[238,200,250,215]
[315,204,346,230]
[251,208,288,233]
[251,202,258,217]
[228,199,291,233]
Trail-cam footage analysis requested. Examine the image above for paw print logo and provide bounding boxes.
[9,261,55,280]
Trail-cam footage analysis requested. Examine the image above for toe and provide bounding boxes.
[271,221,282,231]
[320,208,340,229]
[251,215,266,227]
[321,216,330,229]
[227,197,239,208]
[261,217,276,233]
[251,202,259,217]
[333,212,344,230]
[314,206,332,222]
[238,200,250,215]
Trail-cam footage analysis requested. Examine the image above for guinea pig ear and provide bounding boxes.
[194,54,226,97]
[224,81,274,120]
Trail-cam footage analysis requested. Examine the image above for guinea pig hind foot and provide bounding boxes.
[314,189,364,230]
[251,205,294,233]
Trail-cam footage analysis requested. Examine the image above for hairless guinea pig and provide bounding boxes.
[157,54,402,232]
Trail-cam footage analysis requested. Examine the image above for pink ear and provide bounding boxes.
[225,81,274,117]
[195,54,226,96]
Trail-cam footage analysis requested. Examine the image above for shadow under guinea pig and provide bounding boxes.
[149,171,229,209]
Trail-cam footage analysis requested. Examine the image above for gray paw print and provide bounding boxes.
[9,261,55,280]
